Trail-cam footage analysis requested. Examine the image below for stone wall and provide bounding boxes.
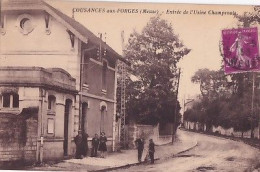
[0,111,38,167]
[127,123,158,149]
[159,123,173,135]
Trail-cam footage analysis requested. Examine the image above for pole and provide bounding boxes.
[119,30,126,148]
[79,48,84,133]
[250,73,255,138]
[39,89,44,163]
[172,68,181,144]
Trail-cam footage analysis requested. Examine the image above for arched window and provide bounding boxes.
[48,95,56,112]
[83,55,90,86]
[2,93,19,108]
[81,102,88,132]
[102,61,108,91]
[100,104,107,133]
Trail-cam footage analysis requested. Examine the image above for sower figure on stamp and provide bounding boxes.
[91,133,99,157]
[135,137,144,162]
[148,139,155,164]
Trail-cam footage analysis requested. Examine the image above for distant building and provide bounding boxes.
[0,0,127,164]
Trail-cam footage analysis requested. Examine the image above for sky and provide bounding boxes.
[47,0,255,110]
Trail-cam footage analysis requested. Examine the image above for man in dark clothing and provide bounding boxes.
[82,131,89,157]
[135,137,144,162]
[91,134,99,157]
[148,139,155,164]
[74,132,83,159]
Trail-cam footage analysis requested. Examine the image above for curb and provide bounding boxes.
[92,141,198,172]
[175,141,198,155]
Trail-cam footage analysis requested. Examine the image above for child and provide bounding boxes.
[148,139,155,164]
[91,134,99,157]
[98,132,107,158]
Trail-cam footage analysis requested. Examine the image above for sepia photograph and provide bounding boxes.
[0,0,259,171]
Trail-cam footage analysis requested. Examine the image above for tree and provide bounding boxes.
[191,68,232,99]
[235,6,260,138]
[124,15,190,125]
[235,6,260,28]
[188,67,259,135]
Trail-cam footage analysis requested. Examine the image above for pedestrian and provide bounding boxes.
[82,131,89,157]
[74,131,83,159]
[91,133,99,157]
[148,139,155,164]
[135,137,144,162]
[98,132,107,158]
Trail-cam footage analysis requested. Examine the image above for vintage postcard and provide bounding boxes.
[0,0,259,171]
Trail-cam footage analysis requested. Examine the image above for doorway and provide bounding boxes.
[81,102,88,132]
[64,99,72,156]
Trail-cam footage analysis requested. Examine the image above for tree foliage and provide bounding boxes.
[185,68,259,133]
[191,69,232,99]
[235,6,260,27]
[124,16,190,125]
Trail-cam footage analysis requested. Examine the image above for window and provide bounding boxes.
[83,56,90,86]
[0,14,6,35]
[13,94,19,108]
[2,93,19,108]
[100,105,106,133]
[16,14,34,35]
[3,94,10,108]
[48,95,56,112]
[102,61,108,91]
[20,18,32,30]
[81,102,88,132]
[47,95,56,136]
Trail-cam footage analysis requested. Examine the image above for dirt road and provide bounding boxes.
[112,131,260,172]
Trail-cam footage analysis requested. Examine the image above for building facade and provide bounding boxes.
[0,0,126,164]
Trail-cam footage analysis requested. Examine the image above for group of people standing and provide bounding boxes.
[135,138,155,164]
[74,131,107,159]
[74,131,156,163]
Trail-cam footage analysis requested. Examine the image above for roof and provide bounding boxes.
[2,0,130,65]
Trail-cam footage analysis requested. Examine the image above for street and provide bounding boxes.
[112,131,260,172]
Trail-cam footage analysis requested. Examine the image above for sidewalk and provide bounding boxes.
[30,130,197,171]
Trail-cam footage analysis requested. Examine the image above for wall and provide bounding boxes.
[0,112,38,166]
[80,96,115,151]
[86,59,115,100]
[212,125,259,139]
[127,124,159,149]
[42,90,76,159]
[184,121,259,139]
[159,123,173,135]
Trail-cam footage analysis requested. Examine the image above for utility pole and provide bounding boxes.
[172,68,181,144]
[119,30,126,148]
[251,73,255,138]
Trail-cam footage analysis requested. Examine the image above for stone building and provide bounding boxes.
[0,0,127,164]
